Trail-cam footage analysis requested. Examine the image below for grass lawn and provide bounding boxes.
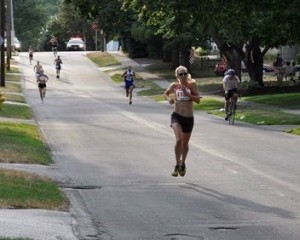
[0,82,22,93]
[6,65,20,74]
[244,93,300,109]
[86,52,121,67]
[286,128,300,135]
[6,74,20,82]
[0,61,66,216]
[0,104,33,119]
[1,93,25,103]
[0,122,52,165]
[0,169,67,210]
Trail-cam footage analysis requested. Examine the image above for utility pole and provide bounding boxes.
[6,0,11,71]
[0,0,6,87]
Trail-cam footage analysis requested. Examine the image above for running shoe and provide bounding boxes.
[225,112,232,120]
[178,164,186,177]
[171,165,179,177]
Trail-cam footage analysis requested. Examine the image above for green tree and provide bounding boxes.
[40,3,93,51]
[123,0,210,70]
[64,0,130,41]
[126,0,300,85]
[13,0,61,51]
[63,0,158,57]
[199,0,300,85]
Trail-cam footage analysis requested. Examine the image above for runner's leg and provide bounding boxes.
[171,123,183,167]
[42,87,46,98]
[128,86,134,104]
[39,88,43,102]
[180,133,191,166]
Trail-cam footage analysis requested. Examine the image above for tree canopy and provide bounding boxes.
[124,0,300,84]
[13,0,62,50]
[12,0,300,85]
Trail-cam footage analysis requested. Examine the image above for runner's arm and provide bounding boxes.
[164,83,175,105]
[186,82,200,104]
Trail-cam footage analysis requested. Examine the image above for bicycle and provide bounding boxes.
[226,93,238,125]
[227,98,237,125]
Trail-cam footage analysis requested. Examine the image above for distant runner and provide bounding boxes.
[28,46,34,64]
[54,56,63,79]
[50,35,58,57]
[37,71,49,103]
[122,66,136,104]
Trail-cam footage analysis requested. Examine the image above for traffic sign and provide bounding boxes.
[92,22,99,31]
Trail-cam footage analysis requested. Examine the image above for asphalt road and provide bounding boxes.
[18,51,300,240]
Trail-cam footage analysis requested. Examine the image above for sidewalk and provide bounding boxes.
[108,51,163,81]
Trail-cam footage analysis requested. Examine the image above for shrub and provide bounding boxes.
[296,54,300,64]
[0,91,5,110]
[195,47,210,56]
[241,80,260,90]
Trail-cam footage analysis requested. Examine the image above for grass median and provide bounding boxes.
[0,169,67,210]
[0,122,52,165]
[0,59,68,214]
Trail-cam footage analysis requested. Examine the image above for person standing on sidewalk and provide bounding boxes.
[122,65,136,104]
[164,65,201,177]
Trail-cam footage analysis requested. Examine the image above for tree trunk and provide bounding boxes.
[245,40,264,86]
[162,48,172,62]
[171,48,180,69]
[223,49,242,81]
[208,25,265,85]
[180,47,191,72]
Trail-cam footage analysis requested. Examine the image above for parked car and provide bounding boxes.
[262,64,275,73]
[4,37,21,52]
[66,38,86,51]
[214,61,275,76]
[214,62,227,76]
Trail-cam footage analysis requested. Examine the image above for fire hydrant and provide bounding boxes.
[0,91,5,110]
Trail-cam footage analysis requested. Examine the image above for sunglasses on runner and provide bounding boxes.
[178,72,188,76]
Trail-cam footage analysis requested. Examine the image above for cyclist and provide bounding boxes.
[122,65,136,104]
[37,70,49,103]
[50,35,58,57]
[28,46,34,64]
[54,56,63,79]
[223,69,240,120]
